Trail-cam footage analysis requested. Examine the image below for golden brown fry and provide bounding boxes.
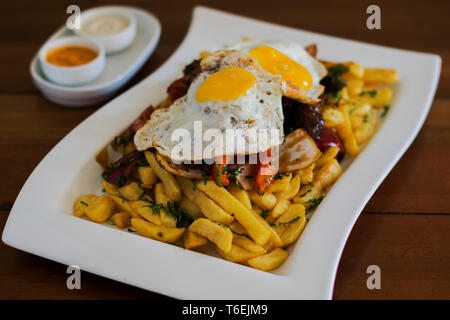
[131,200,162,226]
[228,184,252,210]
[249,191,277,210]
[247,248,289,271]
[217,244,262,263]
[155,183,177,228]
[196,181,271,246]
[131,218,185,243]
[73,194,97,218]
[363,68,398,84]
[85,195,115,223]
[184,230,208,249]
[189,218,233,252]
[145,151,181,202]
[110,195,140,218]
[178,177,234,224]
[110,212,131,229]
[102,181,120,196]
[336,103,359,156]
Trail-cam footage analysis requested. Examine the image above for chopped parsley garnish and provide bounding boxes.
[165,201,194,228]
[117,175,126,187]
[107,221,114,225]
[136,158,149,167]
[218,223,249,238]
[274,172,288,180]
[363,111,373,123]
[359,90,377,98]
[143,201,164,214]
[381,105,390,117]
[260,210,269,219]
[192,180,196,191]
[298,189,312,198]
[270,216,300,227]
[308,182,315,187]
[138,192,147,201]
[142,201,193,227]
[305,196,323,210]
[120,196,129,203]
[349,107,357,115]
[328,64,349,82]
[80,201,89,207]
[128,228,136,233]
[332,90,342,106]
[114,135,132,146]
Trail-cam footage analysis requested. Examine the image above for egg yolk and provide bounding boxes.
[249,46,312,91]
[196,68,256,102]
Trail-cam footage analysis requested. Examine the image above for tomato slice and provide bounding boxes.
[211,155,230,188]
[255,163,275,190]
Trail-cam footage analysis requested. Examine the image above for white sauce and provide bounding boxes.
[82,15,129,36]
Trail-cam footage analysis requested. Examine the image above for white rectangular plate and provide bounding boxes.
[2,6,441,299]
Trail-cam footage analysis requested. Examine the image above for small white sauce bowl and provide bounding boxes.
[75,8,137,54]
[39,36,105,86]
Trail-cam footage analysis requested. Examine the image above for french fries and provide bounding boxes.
[228,184,252,210]
[178,177,234,224]
[145,151,181,202]
[315,146,339,168]
[249,191,277,210]
[179,196,203,219]
[184,230,208,249]
[196,181,271,246]
[155,183,177,228]
[131,200,162,225]
[136,166,157,186]
[274,175,300,202]
[271,204,306,247]
[119,181,151,201]
[336,102,359,157]
[363,68,398,84]
[217,244,262,263]
[267,174,291,193]
[189,218,233,252]
[85,195,115,223]
[101,181,120,196]
[131,218,185,243]
[73,194,97,217]
[110,212,131,228]
[323,106,344,128]
[110,195,140,219]
[247,248,289,271]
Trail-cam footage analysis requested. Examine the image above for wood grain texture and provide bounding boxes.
[0,0,449,299]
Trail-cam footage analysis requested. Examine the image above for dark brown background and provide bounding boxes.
[0,0,449,300]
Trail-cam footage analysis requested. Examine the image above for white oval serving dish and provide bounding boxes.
[30,5,160,107]
[6,6,441,299]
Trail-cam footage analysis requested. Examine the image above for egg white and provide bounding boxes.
[229,39,327,103]
[135,50,285,162]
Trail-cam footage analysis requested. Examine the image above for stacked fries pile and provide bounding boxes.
[74,60,397,272]
[321,61,397,156]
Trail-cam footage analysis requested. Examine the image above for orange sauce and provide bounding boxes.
[46,46,98,67]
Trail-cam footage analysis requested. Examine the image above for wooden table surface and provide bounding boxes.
[1,0,449,300]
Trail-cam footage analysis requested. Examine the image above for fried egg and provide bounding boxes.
[134,50,284,162]
[229,39,327,103]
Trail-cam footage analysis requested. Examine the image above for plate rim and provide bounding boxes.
[3,5,441,300]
